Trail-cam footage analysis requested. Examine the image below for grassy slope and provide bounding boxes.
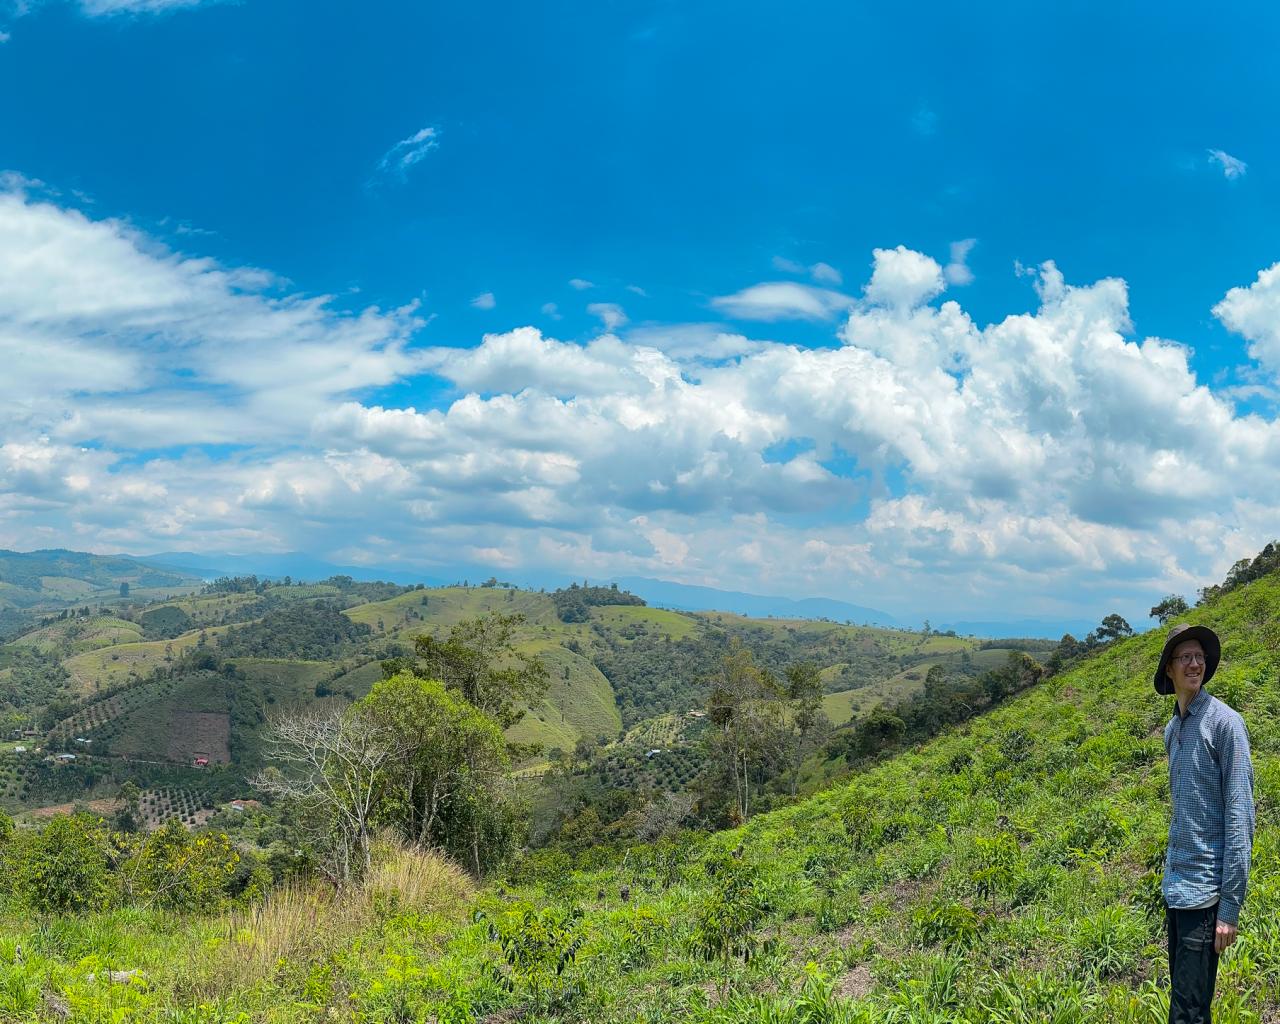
[507,640,623,750]
[346,586,561,637]
[393,574,1280,1022]
[10,615,144,655]
[62,628,230,696]
[503,575,1277,1022]
[6,579,1280,1020]
[592,604,699,641]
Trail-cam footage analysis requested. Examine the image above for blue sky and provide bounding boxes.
[2,0,1280,626]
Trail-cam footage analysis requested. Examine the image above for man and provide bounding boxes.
[1155,622,1254,1024]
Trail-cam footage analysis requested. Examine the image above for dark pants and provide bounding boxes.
[1166,903,1220,1024]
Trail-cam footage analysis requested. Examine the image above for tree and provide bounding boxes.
[353,673,517,876]
[118,820,239,910]
[118,582,129,598]
[254,708,395,885]
[785,661,826,796]
[14,814,114,913]
[386,613,549,729]
[113,781,142,833]
[1149,594,1189,625]
[703,644,787,823]
[1095,613,1133,643]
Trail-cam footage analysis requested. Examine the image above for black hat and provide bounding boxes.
[1153,623,1220,696]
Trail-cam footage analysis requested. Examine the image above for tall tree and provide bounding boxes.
[704,643,786,823]
[352,673,517,876]
[254,708,394,885]
[1149,594,1189,625]
[785,661,826,796]
[385,613,549,729]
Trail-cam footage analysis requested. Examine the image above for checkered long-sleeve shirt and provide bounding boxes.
[1162,687,1255,926]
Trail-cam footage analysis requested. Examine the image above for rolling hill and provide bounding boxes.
[0,562,1049,827]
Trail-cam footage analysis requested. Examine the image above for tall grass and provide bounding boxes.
[197,841,472,999]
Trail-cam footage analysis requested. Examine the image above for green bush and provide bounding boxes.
[11,813,114,913]
[912,899,981,950]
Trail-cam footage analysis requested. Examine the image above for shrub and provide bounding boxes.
[1069,906,1147,979]
[119,820,240,911]
[475,902,586,1010]
[912,899,981,950]
[12,813,114,913]
[689,854,770,993]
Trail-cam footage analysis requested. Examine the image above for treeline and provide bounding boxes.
[205,573,407,604]
[551,582,645,623]
[590,618,939,729]
[216,601,373,660]
[824,651,1043,763]
[1198,540,1280,605]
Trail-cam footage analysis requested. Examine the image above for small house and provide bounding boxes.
[54,753,77,763]
[193,756,210,768]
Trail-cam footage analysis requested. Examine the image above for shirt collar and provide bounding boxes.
[1180,687,1211,719]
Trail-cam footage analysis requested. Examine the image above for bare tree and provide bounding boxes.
[253,708,396,885]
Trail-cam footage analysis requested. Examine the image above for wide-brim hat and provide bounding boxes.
[1153,622,1220,696]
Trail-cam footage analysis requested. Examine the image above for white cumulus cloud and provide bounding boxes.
[863,245,946,309]
[8,185,1280,624]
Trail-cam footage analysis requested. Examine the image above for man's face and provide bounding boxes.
[1166,638,1206,696]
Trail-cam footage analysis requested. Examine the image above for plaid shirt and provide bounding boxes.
[1162,687,1255,926]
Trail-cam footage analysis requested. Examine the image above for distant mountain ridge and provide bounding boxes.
[0,549,202,638]
[143,550,1104,637]
[145,551,900,627]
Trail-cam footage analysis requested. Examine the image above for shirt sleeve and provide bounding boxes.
[1216,712,1255,926]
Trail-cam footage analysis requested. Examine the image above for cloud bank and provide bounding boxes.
[3,180,1279,622]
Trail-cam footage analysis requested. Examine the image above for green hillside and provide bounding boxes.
[0,570,1065,824]
[1,574,1276,1020]
[0,550,202,639]
[506,640,623,751]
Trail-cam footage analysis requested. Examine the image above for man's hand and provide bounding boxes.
[1215,920,1238,954]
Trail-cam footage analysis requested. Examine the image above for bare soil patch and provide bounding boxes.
[166,711,231,763]
[31,798,121,819]
[837,964,874,1000]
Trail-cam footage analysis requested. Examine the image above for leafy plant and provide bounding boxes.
[690,853,770,995]
[912,899,981,950]
[475,902,585,1010]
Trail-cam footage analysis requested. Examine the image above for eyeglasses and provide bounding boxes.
[1171,652,1206,667]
